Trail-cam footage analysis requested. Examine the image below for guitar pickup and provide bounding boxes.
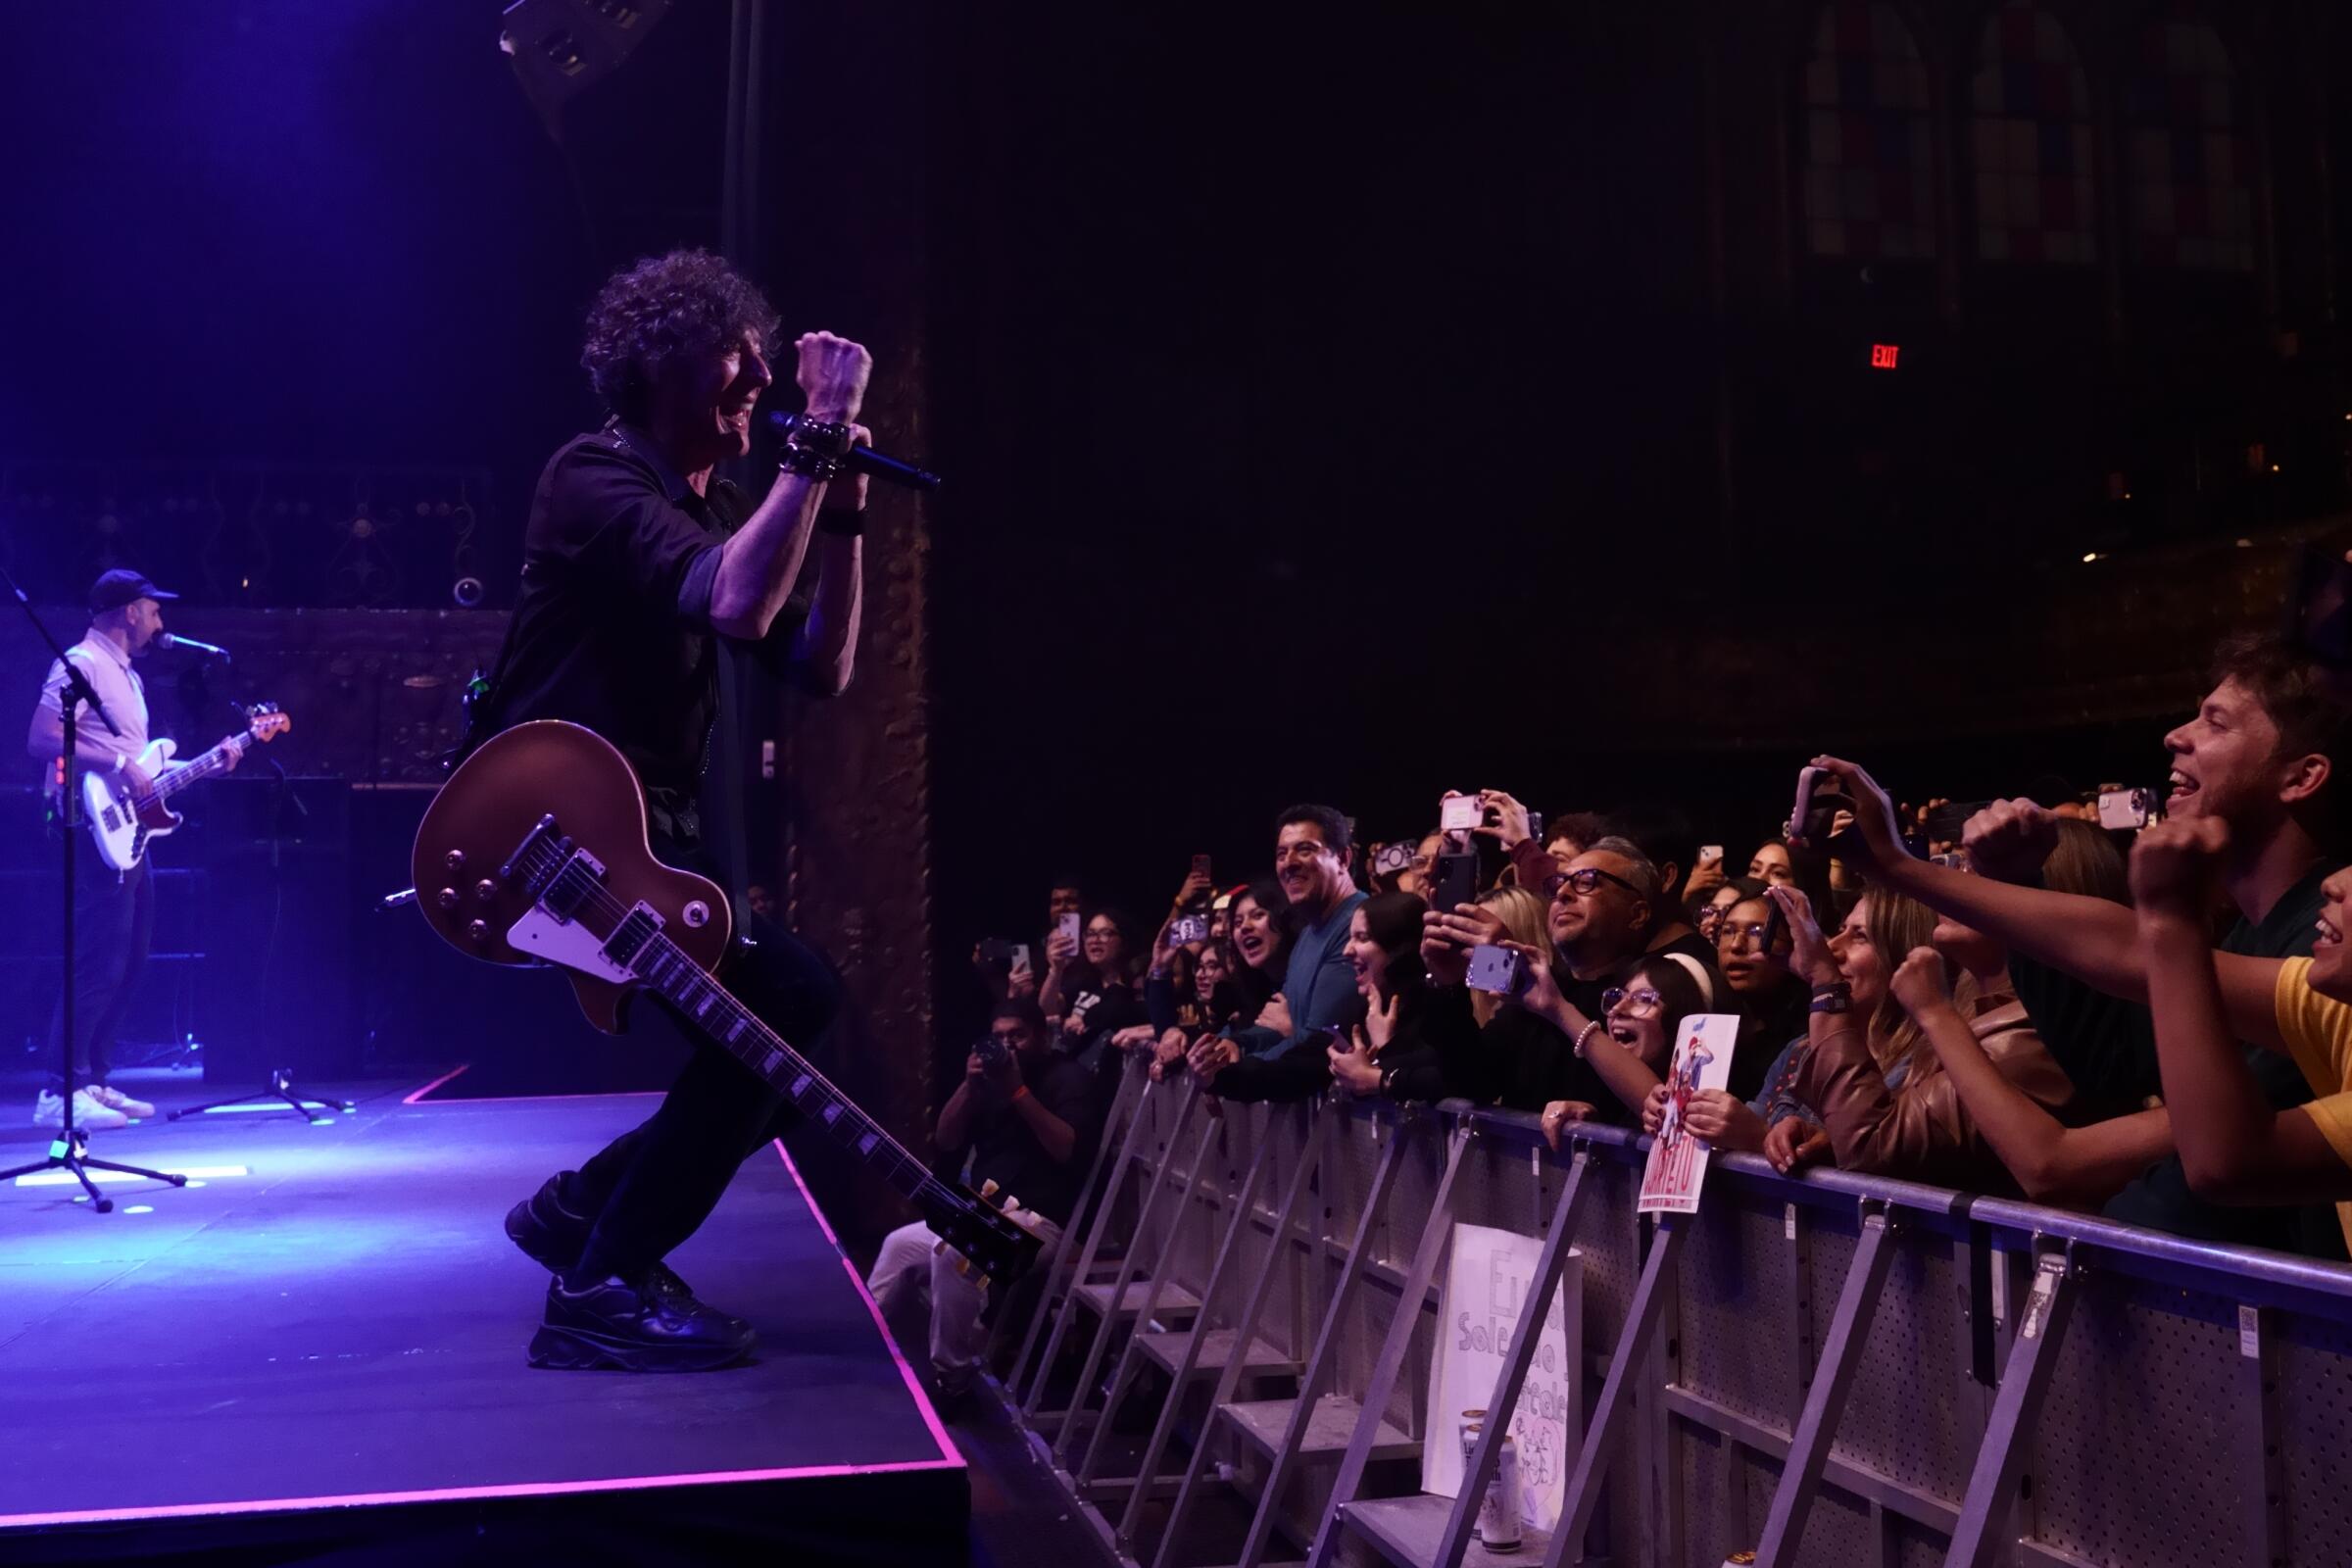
[601,904,664,969]
[534,846,607,923]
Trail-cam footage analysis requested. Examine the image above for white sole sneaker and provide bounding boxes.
[31,1093,130,1132]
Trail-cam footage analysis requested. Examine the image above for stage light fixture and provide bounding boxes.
[500,0,675,142]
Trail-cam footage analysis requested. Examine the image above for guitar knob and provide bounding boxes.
[436,888,460,910]
[466,919,489,944]
[443,850,466,872]
[683,900,711,928]
[474,879,497,902]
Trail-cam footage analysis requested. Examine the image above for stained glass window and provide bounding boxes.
[1801,1,1937,261]
[1970,1,2095,264]
[2126,7,2255,270]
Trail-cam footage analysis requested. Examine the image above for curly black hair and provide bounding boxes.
[580,249,781,424]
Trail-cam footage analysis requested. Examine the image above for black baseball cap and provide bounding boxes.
[89,569,178,613]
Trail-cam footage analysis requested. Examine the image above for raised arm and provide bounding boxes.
[1807,756,2285,1051]
[709,333,870,642]
[1900,952,2174,1207]
[2133,820,2352,1204]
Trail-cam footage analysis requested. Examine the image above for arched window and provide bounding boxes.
[2126,8,2254,270]
[1801,1,1936,260]
[1969,0,2094,263]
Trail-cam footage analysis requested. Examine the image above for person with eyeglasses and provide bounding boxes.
[1520,954,1714,1151]
[1421,838,1713,1122]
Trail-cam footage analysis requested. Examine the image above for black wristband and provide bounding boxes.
[780,445,845,483]
[817,507,866,538]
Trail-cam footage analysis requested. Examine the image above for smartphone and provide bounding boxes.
[1191,853,1212,881]
[1464,944,1529,997]
[1761,897,1789,955]
[1432,851,1480,915]
[1439,794,1483,833]
[1788,766,1834,845]
[1056,912,1081,948]
[1922,800,1993,846]
[1699,845,1724,866]
[1370,842,1416,877]
[975,938,1016,971]
[1011,943,1031,972]
[2096,787,2160,833]
[1167,914,1209,945]
[1526,809,1544,843]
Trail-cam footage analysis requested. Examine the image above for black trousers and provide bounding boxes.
[560,907,845,1283]
[46,853,152,1093]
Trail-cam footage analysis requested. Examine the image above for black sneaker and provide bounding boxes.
[528,1274,758,1372]
[505,1173,592,1272]
[506,1174,704,1306]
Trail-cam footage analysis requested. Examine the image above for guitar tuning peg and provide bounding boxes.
[978,1179,1001,1202]
[1003,1196,1023,1214]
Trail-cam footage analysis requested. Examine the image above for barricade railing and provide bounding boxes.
[991,1053,2352,1568]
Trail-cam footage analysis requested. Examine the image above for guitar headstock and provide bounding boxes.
[242,703,292,743]
[933,1178,1046,1288]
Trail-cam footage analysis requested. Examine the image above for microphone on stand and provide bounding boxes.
[764,412,943,492]
[156,632,231,662]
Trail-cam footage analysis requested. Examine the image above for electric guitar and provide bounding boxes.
[410,719,1042,1287]
[82,704,292,871]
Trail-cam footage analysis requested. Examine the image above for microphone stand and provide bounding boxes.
[0,569,186,1211]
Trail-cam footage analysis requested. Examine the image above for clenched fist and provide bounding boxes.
[796,330,872,424]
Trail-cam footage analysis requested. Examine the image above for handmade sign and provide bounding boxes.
[1421,1221,1581,1533]
[1640,1012,1741,1214]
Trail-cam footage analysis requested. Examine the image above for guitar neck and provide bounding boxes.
[606,917,943,1206]
[143,733,250,805]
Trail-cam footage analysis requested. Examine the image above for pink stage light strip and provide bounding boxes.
[401,1064,663,1107]
[771,1140,966,1470]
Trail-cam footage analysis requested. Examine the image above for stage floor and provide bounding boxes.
[0,1074,966,1564]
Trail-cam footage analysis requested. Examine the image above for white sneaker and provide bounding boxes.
[86,1084,156,1119]
[31,1090,129,1132]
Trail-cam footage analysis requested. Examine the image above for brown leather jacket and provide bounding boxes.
[1788,996,2076,1194]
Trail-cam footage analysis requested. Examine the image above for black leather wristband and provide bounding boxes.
[817,508,866,538]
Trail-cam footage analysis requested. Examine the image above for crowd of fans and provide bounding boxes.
[875,628,2352,1398]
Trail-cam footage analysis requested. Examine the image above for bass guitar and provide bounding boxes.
[82,703,292,871]
[410,719,1041,1287]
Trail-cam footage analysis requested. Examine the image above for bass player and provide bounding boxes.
[25,568,239,1132]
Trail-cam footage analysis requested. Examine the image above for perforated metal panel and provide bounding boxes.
[2276,1311,2352,1563]
[2030,1277,2260,1567]
[1678,1191,1802,1435]
[1824,1225,1978,1501]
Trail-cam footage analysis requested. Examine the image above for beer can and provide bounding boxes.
[1479,1432,1524,1550]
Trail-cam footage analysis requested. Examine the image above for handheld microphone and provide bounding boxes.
[156,632,230,662]
[764,412,943,492]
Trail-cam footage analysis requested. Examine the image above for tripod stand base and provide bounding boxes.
[169,1069,354,1124]
[0,1131,188,1214]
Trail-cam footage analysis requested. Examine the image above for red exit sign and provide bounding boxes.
[1870,342,1901,369]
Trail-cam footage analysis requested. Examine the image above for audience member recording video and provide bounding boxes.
[952,627,2352,1271]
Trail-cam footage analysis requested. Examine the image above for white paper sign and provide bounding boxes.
[1421,1222,1582,1534]
[1640,1012,1742,1214]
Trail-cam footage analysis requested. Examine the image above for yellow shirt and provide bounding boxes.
[2268,957,2352,1252]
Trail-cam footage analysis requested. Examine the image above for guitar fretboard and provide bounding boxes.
[139,733,254,809]
[573,873,950,1209]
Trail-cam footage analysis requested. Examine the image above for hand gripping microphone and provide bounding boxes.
[764,412,943,492]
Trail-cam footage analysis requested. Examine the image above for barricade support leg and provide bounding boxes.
[1544,1211,1687,1568]
[1943,1240,2080,1568]
[1754,1202,1898,1568]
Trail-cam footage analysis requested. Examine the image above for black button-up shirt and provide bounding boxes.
[490,422,802,841]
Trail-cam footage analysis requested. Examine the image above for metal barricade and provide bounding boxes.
[995,1053,2352,1568]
